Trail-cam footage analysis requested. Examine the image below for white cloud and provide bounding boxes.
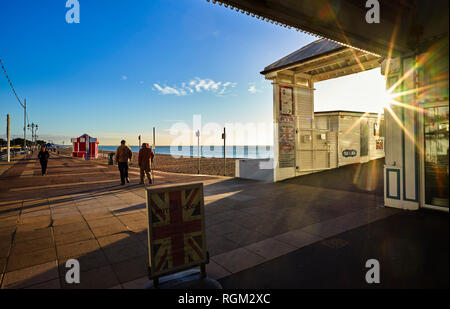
[153,78,236,97]
[248,83,261,94]
[121,75,128,80]
[153,84,187,96]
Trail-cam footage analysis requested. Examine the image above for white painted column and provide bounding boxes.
[382,56,419,210]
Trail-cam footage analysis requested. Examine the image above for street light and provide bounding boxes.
[27,123,38,150]
[196,130,200,174]
[27,123,30,148]
[35,124,38,148]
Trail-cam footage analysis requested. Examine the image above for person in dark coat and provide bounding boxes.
[38,146,50,176]
[138,143,154,185]
[115,140,133,185]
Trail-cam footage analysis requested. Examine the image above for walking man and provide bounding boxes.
[115,140,132,185]
[138,143,154,185]
[38,146,50,176]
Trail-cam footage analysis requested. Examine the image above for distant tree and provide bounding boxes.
[0,138,6,147]
[11,138,33,147]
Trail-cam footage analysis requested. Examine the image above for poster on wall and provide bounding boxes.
[376,138,384,150]
[280,86,294,115]
[279,115,296,168]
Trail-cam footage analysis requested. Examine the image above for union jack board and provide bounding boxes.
[146,183,207,279]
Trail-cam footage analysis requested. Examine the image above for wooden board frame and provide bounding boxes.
[145,182,208,284]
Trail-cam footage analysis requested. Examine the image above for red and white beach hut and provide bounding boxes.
[71,134,99,159]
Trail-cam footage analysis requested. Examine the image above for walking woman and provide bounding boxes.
[38,146,50,176]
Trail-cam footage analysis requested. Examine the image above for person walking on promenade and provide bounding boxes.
[138,143,154,185]
[38,146,50,176]
[115,140,132,185]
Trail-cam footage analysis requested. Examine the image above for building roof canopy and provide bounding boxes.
[262,39,344,74]
[262,39,381,82]
[213,0,449,57]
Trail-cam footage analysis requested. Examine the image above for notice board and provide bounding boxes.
[280,86,294,115]
[279,115,296,168]
[146,182,207,280]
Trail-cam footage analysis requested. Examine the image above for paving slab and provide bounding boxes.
[53,222,90,235]
[111,255,148,284]
[86,217,122,228]
[2,261,59,289]
[60,265,120,289]
[0,257,6,273]
[274,229,324,248]
[97,233,141,249]
[54,229,95,246]
[11,237,54,255]
[15,221,51,233]
[299,221,350,239]
[82,211,114,220]
[211,247,265,274]
[0,240,11,259]
[56,239,100,259]
[244,238,297,260]
[52,215,85,226]
[223,227,269,246]
[90,224,128,238]
[207,236,241,257]
[206,221,242,235]
[121,276,149,289]
[205,260,232,280]
[24,278,61,289]
[6,247,57,272]
[14,227,52,242]
[58,250,110,275]
[102,242,147,264]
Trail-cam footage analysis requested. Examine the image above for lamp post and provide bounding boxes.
[196,130,200,174]
[35,124,38,149]
[6,114,11,162]
[27,123,32,151]
[222,127,226,176]
[27,122,38,151]
[23,99,26,153]
[152,127,156,184]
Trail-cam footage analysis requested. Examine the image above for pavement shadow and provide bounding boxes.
[282,158,385,195]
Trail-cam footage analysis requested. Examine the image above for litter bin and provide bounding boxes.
[108,153,115,165]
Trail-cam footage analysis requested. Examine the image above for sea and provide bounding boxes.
[99,145,274,159]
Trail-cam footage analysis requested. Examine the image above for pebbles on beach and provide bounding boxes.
[60,149,236,177]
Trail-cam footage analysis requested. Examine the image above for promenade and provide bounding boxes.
[0,155,417,289]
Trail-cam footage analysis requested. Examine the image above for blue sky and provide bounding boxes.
[0,0,385,145]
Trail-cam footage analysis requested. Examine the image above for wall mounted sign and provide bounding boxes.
[146,183,208,283]
[342,149,358,157]
[280,86,294,115]
[279,115,295,168]
[376,139,384,150]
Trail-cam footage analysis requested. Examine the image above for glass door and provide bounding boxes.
[423,105,449,208]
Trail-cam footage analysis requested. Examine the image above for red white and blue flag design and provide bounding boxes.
[147,184,206,277]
